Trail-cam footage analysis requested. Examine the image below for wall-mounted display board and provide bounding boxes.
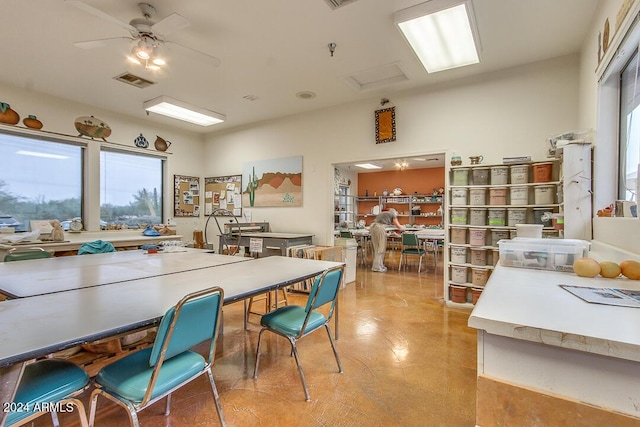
[174,175,200,217]
[204,175,242,216]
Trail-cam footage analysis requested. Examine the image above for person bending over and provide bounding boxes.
[370,208,405,272]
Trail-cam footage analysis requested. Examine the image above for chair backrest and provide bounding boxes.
[4,247,52,262]
[77,240,116,255]
[304,265,344,325]
[401,232,419,247]
[149,287,224,367]
[339,230,353,238]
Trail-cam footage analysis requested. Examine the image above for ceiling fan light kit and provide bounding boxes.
[66,1,220,71]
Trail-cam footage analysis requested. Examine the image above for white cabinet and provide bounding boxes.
[556,143,592,241]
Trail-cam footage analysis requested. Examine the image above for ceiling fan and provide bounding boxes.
[66,1,221,70]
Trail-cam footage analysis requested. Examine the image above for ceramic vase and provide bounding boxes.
[0,102,20,125]
[154,135,171,151]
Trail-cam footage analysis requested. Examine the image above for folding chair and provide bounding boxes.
[89,287,226,426]
[4,247,52,262]
[4,359,90,427]
[253,265,344,401]
[398,232,426,272]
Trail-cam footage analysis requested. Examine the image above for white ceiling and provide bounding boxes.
[0,0,599,135]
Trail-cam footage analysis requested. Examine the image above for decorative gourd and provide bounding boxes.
[23,115,43,129]
[0,102,20,125]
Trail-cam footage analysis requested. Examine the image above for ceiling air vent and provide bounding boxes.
[324,0,359,10]
[113,72,156,89]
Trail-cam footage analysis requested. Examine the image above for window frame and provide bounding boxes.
[595,8,640,212]
[0,126,87,230]
[99,145,167,229]
[0,125,169,232]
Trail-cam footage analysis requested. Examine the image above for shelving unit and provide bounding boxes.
[445,159,562,308]
[356,194,444,226]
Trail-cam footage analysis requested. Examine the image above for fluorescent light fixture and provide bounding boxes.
[355,163,382,170]
[17,150,69,160]
[394,0,480,73]
[144,96,226,126]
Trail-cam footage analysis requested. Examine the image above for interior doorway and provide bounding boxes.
[333,152,446,230]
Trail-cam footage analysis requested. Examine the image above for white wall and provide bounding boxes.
[578,0,640,255]
[204,55,580,247]
[0,82,206,241]
[1,54,584,251]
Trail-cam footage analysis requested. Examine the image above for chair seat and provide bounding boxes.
[260,305,327,336]
[6,359,89,426]
[402,248,425,255]
[96,347,205,403]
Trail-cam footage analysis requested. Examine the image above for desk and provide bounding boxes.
[220,232,313,256]
[469,264,640,424]
[0,256,342,368]
[0,248,251,298]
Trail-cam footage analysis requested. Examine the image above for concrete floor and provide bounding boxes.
[49,252,478,426]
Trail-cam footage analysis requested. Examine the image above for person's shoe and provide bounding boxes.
[372,266,387,272]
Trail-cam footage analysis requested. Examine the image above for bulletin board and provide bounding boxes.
[204,175,242,216]
[174,175,200,217]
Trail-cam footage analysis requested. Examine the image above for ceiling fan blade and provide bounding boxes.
[73,37,133,50]
[65,0,136,33]
[152,13,190,36]
[165,41,221,67]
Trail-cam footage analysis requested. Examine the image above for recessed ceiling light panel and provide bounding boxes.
[395,0,481,73]
[144,96,225,126]
[355,163,382,169]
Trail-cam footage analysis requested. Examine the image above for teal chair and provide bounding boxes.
[88,287,226,427]
[253,265,344,401]
[4,247,52,262]
[5,359,90,426]
[339,230,352,238]
[398,232,426,273]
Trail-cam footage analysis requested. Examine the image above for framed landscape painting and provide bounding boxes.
[242,156,302,207]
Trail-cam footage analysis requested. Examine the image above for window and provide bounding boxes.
[0,132,83,231]
[100,149,164,229]
[619,49,640,201]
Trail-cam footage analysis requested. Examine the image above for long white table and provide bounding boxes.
[0,248,251,298]
[0,255,342,426]
[0,256,343,368]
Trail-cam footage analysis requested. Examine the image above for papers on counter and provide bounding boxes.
[560,284,640,308]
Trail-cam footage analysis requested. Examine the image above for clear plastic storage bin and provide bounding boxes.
[498,238,590,272]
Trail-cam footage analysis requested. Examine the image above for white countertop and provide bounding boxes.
[0,230,182,252]
[469,263,640,362]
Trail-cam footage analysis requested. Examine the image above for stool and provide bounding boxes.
[246,288,288,321]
